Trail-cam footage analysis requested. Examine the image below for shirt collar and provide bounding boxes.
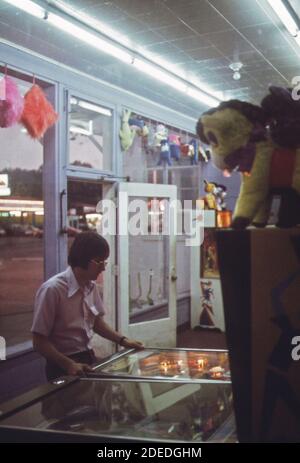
[66,267,95,298]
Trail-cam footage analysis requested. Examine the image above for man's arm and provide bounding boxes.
[93,316,144,349]
[32,333,93,376]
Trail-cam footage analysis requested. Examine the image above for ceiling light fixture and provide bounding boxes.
[71,98,112,117]
[229,62,243,80]
[3,0,221,107]
[69,120,93,136]
[267,0,299,37]
[47,12,133,64]
[78,101,112,117]
[51,0,223,101]
[132,58,188,93]
[3,0,46,19]
[186,87,221,107]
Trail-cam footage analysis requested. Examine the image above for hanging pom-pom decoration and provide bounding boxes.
[21,84,58,139]
[0,76,24,128]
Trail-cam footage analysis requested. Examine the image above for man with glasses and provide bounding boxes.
[31,232,144,381]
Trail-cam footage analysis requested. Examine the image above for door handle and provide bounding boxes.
[60,189,68,234]
[170,267,177,282]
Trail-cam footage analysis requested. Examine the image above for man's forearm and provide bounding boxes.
[93,316,144,350]
[32,333,74,371]
[93,317,123,343]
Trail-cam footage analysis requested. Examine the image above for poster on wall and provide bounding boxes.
[201,229,220,278]
[195,278,225,331]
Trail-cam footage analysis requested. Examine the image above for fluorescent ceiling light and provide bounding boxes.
[3,0,46,19]
[47,12,132,64]
[5,0,222,107]
[50,0,132,48]
[70,120,93,136]
[186,88,220,107]
[133,58,187,92]
[51,0,223,101]
[52,0,223,102]
[71,98,112,117]
[133,59,220,106]
[138,49,224,100]
[69,126,92,136]
[267,0,299,36]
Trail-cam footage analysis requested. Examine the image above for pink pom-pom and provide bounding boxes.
[0,76,24,128]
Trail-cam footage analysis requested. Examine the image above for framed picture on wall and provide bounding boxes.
[201,229,220,278]
[197,279,224,331]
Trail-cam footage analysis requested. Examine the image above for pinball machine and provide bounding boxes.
[0,348,236,443]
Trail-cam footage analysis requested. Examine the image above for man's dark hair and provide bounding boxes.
[68,232,110,269]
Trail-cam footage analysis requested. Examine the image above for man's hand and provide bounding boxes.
[122,338,144,350]
[65,361,93,376]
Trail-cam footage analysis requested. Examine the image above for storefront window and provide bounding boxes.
[67,178,103,293]
[122,113,202,183]
[0,77,44,356]
[122,113,202,305]
[69,97,113,171]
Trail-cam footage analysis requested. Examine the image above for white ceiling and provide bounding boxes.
[0,0,300,119]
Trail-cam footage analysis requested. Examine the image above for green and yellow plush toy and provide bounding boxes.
[196,86,300,229]
[119,109,149,151]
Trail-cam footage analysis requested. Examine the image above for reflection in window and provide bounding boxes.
[67,179,102,234]
[0,77,44,354]
[67,179,104,294]
[168,167,201,204]
[69,97,113,171]
[128,196,169,325]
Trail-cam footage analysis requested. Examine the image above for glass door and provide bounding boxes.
[118,182,177,347]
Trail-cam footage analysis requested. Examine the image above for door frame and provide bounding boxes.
[117,182,178,347]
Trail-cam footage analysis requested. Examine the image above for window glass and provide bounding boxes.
[0,77,44,356]
[69,97,113,171]
[67,178,103,294]
[122,113,203,304]
[122,113,202,183]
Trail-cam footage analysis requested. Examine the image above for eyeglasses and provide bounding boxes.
[91,259,108,267]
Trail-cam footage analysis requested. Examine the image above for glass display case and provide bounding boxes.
[0,348,236,443]
[90,348,231,382]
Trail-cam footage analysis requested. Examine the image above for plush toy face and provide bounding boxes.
[201,108,254,170]
[197,90,300,229]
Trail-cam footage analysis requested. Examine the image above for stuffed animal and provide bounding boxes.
[203,180,218,210]
[154,124,172,166]
[154,123,168,146]
[188,138,200,165]
[119,109,149,151]
[168,133,181,162]
[214,184,227,211]
[157,138,172,166]
[196,87,300,229]
[203,180,227,211]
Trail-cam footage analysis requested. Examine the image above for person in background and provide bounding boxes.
[31,232,144,381]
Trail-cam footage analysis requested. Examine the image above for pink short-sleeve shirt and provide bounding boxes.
[31,267,105,355]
